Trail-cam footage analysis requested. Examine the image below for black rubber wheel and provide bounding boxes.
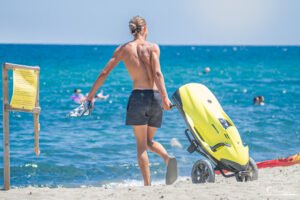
[191,159,215,183]
[235,157,258,182]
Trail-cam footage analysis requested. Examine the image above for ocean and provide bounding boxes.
[0,44,299,188]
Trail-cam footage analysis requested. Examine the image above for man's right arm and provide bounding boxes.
[150,44,172,110]
[86,46,122,102]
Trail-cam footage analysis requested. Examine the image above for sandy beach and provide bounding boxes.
[1,164,299,200]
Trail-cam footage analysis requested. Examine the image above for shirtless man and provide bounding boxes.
[86,16,177,186]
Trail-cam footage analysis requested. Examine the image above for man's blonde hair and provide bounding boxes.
[129,16,147,36]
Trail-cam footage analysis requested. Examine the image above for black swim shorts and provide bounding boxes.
[126,90,163,128]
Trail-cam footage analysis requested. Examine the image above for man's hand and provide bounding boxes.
[162,96,172,111]
[85,97,94,110]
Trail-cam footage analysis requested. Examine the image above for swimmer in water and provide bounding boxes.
[71,88,109,104]
[71,89,86,104]
[94,90,110,100]
[253,96,265,106]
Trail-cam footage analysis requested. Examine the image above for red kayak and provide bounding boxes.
[256,153,300,169]
[215,153,300,175]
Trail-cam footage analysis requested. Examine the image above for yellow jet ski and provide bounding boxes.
[172,83,258,183]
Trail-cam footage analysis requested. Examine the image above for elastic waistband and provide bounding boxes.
[132,89,159,93]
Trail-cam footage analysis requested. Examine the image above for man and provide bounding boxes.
[86,16,177,186]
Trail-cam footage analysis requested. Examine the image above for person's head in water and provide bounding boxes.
[129,16,147,39]
[253,96,265,105]
[74,89,82,94]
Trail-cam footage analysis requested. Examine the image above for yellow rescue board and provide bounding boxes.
[178,83,249,166]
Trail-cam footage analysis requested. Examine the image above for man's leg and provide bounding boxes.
[147,126,170,165]
[133,125,151,186]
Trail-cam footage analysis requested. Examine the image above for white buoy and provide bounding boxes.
[204,67,211,73]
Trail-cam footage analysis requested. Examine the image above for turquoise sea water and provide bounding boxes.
[0,44,299,187]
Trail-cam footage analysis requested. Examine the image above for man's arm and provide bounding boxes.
[86,46,122,101]
[150,44,172,110]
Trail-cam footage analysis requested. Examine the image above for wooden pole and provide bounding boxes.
[2,63,10,190]
[33,113,40,156]
[34,69,40,156]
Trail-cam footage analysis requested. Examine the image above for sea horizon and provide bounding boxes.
[1,43,300,47]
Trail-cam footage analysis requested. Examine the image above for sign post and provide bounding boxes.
[2,63,41,190]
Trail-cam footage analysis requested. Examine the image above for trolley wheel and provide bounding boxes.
[191,159,215,183]
[235,157,258,182]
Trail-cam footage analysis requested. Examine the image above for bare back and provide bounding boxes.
[120,40,158,90]
[86,18,171,111]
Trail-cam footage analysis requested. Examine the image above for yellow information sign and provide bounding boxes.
[10,68,38,110]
